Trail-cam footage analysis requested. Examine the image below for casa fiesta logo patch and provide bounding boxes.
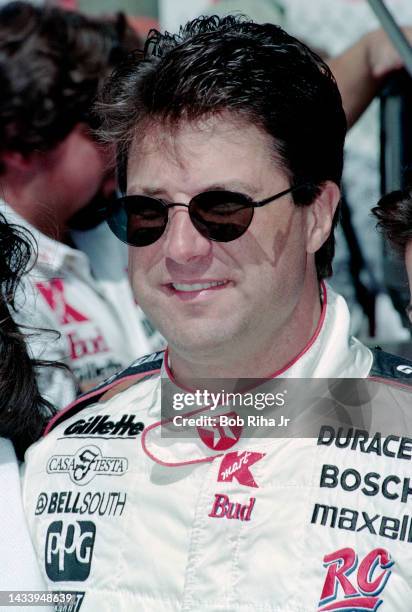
[46,445,128,485]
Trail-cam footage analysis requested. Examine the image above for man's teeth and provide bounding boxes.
[172,281,227,292]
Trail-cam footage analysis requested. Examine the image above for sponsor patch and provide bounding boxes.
[35,491,126,517]
[319,463,412,503]
[318,425,412,461]
[45,520,96,582]
[311,502,412,543]
[208,493,256,521]
[318,547,393,611]
[36,279,88,326]
[66,329,109,362]
[197,411,242,451]
[62,414,144,439]
[46,445,128,485]
[218,450,265,488]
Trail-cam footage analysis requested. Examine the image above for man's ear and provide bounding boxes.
[305,181,340,254]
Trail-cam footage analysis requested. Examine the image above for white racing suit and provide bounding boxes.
[22,286,412,611]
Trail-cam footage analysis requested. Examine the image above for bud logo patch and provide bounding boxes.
[47,445,128,485]
[197,411,242,451]
[319,547,393,611]
[208,493,256,521]
[45,521,96,582]
[218,451,265,487]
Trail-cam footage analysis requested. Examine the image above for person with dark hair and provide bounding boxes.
[0,1,163,408]
[23,16,412,610]
[0,213,53,607]
[373,189,412,326]
[0,216,55,459]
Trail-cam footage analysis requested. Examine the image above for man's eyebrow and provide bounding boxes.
[128,182,259,197]
[206,182,258,195]
[142,187,167,197]
[127,186,165,197]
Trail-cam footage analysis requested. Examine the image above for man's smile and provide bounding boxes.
[162,279,232,301]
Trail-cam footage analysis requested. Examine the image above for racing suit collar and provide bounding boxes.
[142,285,373,466]
[163,283,372,381]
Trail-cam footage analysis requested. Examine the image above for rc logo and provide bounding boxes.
[197,411,242,451]
[218,451,265,487]
[45,521,96,582]
[46,445,128,485]
[318,547,393,611]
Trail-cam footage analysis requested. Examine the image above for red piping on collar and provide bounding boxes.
[367,376,412,392]
[143,283,328,466]
[141,403,225,467]
[164,280,328,385]
[265,279,328,377]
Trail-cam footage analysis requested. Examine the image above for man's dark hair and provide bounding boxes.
[0,214,58,460]
[372,188,412,254]
[0,1,141,170]
[98,15,347,279]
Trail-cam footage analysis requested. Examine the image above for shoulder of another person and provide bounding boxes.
[368,347,412,387]
[43,350,165,435]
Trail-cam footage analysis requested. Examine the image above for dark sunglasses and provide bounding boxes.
[107,184,306,247]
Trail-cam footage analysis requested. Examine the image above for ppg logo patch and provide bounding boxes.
[45,521,96,582]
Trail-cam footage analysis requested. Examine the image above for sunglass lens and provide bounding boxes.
[191,191,253,241]
[107,199,128,244]
[108,196,167,247]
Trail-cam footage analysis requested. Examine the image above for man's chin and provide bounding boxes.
[167,326,234,354]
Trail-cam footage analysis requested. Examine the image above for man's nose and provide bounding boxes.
[163,207,211,263]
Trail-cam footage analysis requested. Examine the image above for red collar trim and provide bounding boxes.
[142,282,328,466]
[164,280,328,385]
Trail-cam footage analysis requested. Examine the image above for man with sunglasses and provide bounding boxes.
[23,15,412,611]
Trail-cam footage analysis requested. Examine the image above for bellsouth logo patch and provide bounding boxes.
[197,411,242,451]
[318,547,393,611]
[218,451,265,487]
